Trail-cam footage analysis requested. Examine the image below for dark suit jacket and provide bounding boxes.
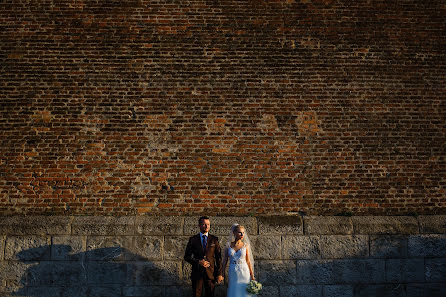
[184,234,223,281]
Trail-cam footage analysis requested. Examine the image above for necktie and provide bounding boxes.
[203,235,207,251]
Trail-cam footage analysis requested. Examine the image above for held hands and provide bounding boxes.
[198,259,210,268]
[216,275,224,284]
[198,259,224,284]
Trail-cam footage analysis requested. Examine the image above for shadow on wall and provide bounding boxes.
[10,245,189,297]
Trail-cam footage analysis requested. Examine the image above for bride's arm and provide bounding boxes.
[245,245,255,280]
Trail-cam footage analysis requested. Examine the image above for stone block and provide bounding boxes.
[0,261,33,287]
[86,236,134,261]
[51,236,86,261]
[354,284,406,297]
[406,284,424,297]
[164,236,190,260]
[87,261,128,285]
[425,259,446,282]
[419,215,446,234]
[60,287,88,297]
[45,261,88,286]
[251,235,281,260]
[135,216,184,236]
[183,216,257,236]
[86,236,163,261]
[182,261,192,284]
[370,235,407,258]
[86,286,123,297]
[258,216,303,235]
[323,285,354,297]
[132,261,182,286]
[282,236,320,260]
[0,216,71,235]
[133,236,164,261]
[320,235,368,259]
[407,283,446,297]
[72,216,134,235]
[259,286,280,297]
[304,216,352,235]
[123,286,164,297]
[14,286,63,297]
[5,236,51,260]
[0,236,4,261]
[258,260,297,285]
[385,259,424,282]
[296,259,385,285]
[7,261,87,287]
[352,216,419,235]
[280,285,322,297]
[408,234,446,257]
[164,286,192,297]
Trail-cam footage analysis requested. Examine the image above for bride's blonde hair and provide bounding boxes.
[232,224,244,235]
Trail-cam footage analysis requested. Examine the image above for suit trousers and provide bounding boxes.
[192,276,215,297]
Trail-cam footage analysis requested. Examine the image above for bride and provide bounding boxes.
[222,224,255,297]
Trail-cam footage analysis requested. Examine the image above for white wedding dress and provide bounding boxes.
[227,245,252,297]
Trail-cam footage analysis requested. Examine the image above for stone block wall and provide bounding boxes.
[1,215,445,297]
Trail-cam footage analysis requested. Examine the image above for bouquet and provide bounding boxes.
[246,279,262,295]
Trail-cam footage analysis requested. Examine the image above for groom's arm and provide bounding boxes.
[214,237,223,277]
[184,237,198,266]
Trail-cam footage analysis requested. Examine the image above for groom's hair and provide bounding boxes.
[198,216,210,224]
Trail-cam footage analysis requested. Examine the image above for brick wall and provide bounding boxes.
[0,215,445,297]
[1,0,445,215]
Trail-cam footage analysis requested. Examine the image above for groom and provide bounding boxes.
[184,216,224,297]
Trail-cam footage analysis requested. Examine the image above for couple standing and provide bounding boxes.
[184,216,255,297]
